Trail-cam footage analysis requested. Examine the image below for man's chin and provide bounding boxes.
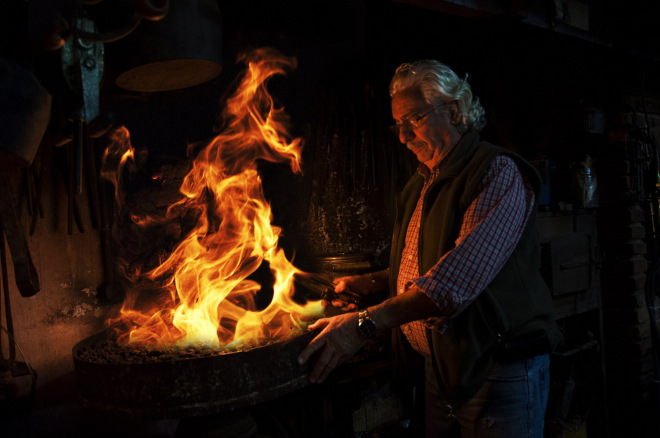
[413,151,430,162]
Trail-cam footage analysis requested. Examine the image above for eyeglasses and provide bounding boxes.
[390,103,446,136]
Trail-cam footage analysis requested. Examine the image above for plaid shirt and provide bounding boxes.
[397,155,535,357]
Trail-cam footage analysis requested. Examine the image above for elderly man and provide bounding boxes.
[298,60,562,437]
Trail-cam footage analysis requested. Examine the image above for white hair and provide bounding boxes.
[389,60,486,133]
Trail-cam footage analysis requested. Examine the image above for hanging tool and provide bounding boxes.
[0,226,37,414]
[61,8,104,128]
[0,171,40,298]
[0,58,47,297]
[60,7,105,234]
[0,223,33,378]
[28,146,47,236]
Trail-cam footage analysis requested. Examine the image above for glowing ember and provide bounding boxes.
[102,48,323,349]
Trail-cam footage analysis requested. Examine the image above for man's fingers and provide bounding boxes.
[298,322,328,365]
[298,312,361,383]
[297,339,320,366]
[327,299,355,309]
[334,280,348,293]
[307,317,328,331]
[312,348,340,383]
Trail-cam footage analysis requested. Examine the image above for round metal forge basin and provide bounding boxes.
[72,330,317,419]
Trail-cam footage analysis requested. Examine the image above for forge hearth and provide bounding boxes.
[72,329,317,419]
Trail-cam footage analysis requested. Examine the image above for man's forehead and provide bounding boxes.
[392,88,426,117]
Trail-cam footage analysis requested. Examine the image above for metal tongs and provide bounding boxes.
[293,272,364,307]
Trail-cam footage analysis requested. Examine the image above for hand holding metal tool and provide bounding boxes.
[293,272,364,307]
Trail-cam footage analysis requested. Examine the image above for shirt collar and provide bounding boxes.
[415,130,474,182]
[417,161,441,182]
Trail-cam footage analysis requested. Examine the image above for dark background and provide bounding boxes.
[1,0,660,437]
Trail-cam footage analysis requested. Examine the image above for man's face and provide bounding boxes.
[391,87,459,169]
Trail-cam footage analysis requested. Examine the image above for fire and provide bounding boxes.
[100,126,135,206]
[103,48,323,349]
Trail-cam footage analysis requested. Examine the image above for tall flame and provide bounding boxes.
[104,48,323,349]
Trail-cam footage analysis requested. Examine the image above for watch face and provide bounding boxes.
[358,312,376,339]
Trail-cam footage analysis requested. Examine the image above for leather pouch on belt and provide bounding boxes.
[497,329,551,363]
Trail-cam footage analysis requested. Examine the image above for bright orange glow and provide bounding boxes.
[100,126,135,206]
[103,48,322,349]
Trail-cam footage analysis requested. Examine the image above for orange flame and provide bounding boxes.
[100,126,135,206]
[104,48,322,349]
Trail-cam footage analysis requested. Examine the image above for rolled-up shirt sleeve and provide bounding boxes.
[411,155,536,321]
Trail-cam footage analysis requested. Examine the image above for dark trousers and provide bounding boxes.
[425,354,550,438]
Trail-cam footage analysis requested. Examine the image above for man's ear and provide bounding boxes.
[449,101,460,125]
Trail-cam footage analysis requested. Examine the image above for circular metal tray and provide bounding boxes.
[72,329,316,419]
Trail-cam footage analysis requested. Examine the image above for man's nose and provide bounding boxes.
[399,126,414,143]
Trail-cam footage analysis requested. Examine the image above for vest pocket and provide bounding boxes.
[429,288,508,404]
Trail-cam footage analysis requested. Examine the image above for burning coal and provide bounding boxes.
[102,48,323,350]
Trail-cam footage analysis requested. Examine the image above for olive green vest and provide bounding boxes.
[389,131,563,405]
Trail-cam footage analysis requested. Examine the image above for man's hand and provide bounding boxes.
[322,277,357,311]
[298,312,366,383]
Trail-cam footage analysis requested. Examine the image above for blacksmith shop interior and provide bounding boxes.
[2,0,660,437]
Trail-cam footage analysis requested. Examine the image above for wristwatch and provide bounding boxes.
[357,309,377,339]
